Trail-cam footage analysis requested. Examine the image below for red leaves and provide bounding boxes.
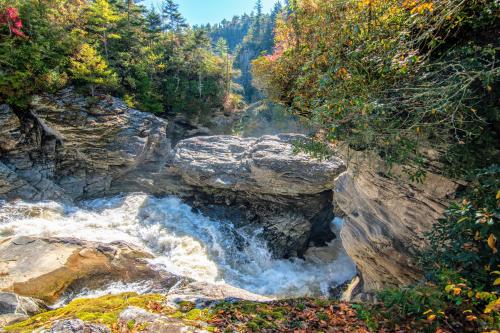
[0,7,27,38]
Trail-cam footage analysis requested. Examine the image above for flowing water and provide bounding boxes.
[0,194,356,299]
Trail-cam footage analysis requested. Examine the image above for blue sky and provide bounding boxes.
[144,0,277,26]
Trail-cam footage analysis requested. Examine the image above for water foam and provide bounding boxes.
[0,194,356,298]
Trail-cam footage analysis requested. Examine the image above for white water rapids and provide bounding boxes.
[0,193,356,299]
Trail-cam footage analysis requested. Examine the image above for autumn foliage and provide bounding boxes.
[252,0,499,179]
[0,7,25,37]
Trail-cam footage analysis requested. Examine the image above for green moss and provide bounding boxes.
[170,308,213,322]
[177,300,196,312]
[4,293,164,333]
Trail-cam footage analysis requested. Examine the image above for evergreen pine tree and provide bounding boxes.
[162,0,187,32]
[69,43,118,96]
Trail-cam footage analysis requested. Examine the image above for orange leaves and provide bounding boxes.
[487,234,497,254]
[403,0,434,15]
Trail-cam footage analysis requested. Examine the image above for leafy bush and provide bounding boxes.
[252,0,499,179]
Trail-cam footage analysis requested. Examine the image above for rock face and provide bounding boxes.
[0,236,162,303]
[0,88,171,201]
[46,319,110,333]
[0,88,460,297]
[334,167,459,295]
[0,292,47,327]
[170,135,347,257]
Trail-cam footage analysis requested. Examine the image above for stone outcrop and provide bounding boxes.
[118,307,208,333]
[46,319,110,333]
[171,135,344,196]
[0,292,47,327]
[334,165,459,295]
[166,281,272,305]
[0,237,163,303]
[169,135,347,257]
[0,88,171,202]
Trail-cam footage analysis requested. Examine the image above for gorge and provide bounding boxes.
[0,87,460,332]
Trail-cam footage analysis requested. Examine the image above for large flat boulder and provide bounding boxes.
[169,135,347,258]
[171,134,346,196]
[0,237,162,303]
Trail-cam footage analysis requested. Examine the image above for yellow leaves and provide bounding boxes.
[496,190,500,200]
[427,314,436,321]
[484,298,500,314]
[445,284,463,296]
[494,278,500,286]
[487,234,497,254]
[465,315,477,321]
[403,0,434,15]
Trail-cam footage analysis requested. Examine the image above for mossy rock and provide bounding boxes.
[3,293,164,333]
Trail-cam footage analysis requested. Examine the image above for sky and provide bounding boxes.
[144,0,277,26]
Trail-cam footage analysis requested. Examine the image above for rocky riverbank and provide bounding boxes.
[0,89,459,330]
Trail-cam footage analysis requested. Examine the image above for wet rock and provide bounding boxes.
[46,319,110,333]
[118,307,208,333]
[0,237,163,303]
[0,292,47,316]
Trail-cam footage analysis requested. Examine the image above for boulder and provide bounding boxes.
[171,134,345,196]
[118,307,208,333]
[334,167,459,295]
[170,135,347,258]
[45,319,110,333]
[0,292,47,327]
[0,236,163,303]
[0,87,171,201]
[165,281,272,306]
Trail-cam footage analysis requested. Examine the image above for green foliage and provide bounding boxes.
[204,1,281,102]
[70,43,118,96]
[422,166,500,288]
[252,0,499,179]
[0,0,233,117]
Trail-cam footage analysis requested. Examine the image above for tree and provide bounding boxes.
[146,7,162,35]
[87,0,122,59]
[216,38,232,95]
[69,43,118,96]
[254,0,264,38]
[161,0,187,32]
